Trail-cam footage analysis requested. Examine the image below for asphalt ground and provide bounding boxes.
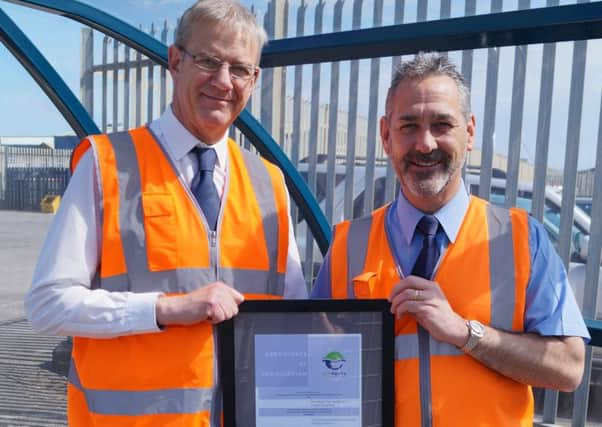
[0,210,53,322]
[0,210,67,426]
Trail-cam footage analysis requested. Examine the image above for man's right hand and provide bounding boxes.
[156,282,244,326]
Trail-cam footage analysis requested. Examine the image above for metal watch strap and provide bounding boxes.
[461,320,484,353]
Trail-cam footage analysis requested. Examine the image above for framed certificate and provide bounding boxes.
[218,299,394,427]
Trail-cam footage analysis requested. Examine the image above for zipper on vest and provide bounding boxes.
[209,230,218,280]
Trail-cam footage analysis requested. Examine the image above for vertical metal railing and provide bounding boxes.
[303,0,326,281]
[343,0,363,220]
[361,0,383,217]
[531,0,559,222]
[505,0,530,208]
[325,0,344,223]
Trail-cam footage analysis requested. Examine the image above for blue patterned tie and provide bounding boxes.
[411,214,440,427]
[192,147,220,230]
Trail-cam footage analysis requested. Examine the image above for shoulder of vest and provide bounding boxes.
[71,127,158,172]
[228,138,283,176]
[70,137,94,172]
[355,204,389,223]
[470,194,529,222]
[333,203,390,234]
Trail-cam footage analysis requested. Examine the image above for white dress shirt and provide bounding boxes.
[25,107,307,338]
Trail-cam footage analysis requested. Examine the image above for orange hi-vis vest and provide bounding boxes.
[329,197,533,426]
[68,127,290,426]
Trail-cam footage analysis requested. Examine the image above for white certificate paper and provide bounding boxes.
[254,333,362,426]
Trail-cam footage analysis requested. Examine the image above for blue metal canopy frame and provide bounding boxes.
[0,7,99,137]
[260,2,602,67]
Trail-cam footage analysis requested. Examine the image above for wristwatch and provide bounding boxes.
[461,320,485,353]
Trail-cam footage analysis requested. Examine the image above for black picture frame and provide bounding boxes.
[218,299,395,427]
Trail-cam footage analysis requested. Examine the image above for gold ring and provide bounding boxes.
[414,289,419,301]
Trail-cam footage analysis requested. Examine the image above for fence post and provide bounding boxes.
[102,35,110,133]
[505,0,530,208]
[261,0,287,143]
[124,44,131,130]
[362,0,384,216]
[146,23,156,124]
[344,0,364,219]
[112,38,119,131]
[135,32,142,127]
[324,0,344,223]
[291,0,307,169]
[80,28,94,117]
[478,0,503,201]
[303,0,326,281]
[160,20,169,114]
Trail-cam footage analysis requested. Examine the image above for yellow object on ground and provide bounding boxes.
[40,195,61,213]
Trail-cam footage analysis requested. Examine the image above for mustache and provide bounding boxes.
[404,150,449,164]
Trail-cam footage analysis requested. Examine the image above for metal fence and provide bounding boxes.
[79,0,601,276]
[79,2,599,199]
[0,146,70,211]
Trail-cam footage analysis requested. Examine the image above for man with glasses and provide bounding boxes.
[26,1,306,425]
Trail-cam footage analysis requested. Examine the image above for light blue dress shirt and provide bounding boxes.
[312,184,590,340]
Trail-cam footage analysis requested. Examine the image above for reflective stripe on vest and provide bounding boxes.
[98,267,284,295]
[346,215,372,298]
[69,360,213,416]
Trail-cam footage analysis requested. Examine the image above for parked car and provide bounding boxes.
[576,195,593,216]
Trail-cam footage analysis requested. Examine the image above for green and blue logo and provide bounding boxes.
[322,351,346,370]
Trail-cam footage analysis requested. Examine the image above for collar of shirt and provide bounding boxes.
[151,105,229,171]
[394,180,470,246]
[386,180,470,277]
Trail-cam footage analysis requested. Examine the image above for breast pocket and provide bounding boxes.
[142,193,177,271]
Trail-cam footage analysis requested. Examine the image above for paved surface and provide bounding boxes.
[0,318,67,426]
[0,210,67,425]
[0,211,53,322]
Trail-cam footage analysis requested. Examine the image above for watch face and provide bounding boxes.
[469,320,485,337]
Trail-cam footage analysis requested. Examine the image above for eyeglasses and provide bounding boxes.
[179,47,258,82]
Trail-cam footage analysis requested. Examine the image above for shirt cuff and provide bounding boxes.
[125,292,164,334]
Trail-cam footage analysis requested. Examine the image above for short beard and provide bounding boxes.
[401,149,464,199]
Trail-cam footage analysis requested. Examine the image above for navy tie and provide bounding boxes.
[411,214,440,427]
[412,215,440,279]
[192,147,220,230]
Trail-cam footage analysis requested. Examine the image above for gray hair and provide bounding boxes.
[175,0,268,61]
[386,52,471,119]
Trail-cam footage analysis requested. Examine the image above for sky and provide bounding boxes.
[0,0,600,171]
